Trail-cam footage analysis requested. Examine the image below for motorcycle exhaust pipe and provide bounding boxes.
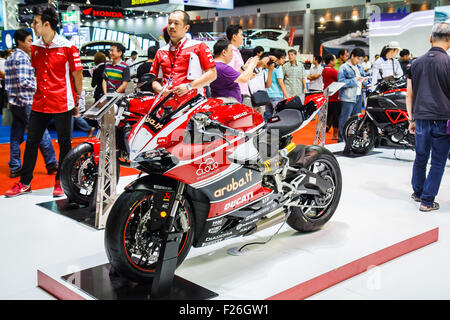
[245,208,286,235]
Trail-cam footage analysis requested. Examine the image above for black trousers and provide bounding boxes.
[326,101,341,129]
[20,110,72,186]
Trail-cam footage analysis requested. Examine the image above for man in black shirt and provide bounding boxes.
[136,45,158,92]
[406,22,450,212]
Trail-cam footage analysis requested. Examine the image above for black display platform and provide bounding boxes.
[333,150,382,158]
[36,198,96,228]
[61,263,218,300]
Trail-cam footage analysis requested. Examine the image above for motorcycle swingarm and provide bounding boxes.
[293,169,334,197]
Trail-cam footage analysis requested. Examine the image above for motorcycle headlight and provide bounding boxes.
[133,147,169,163]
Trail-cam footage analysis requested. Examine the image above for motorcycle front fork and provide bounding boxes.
[356,113,368,131]
[163,181,186,234]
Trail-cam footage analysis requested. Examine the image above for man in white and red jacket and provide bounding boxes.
[150,10,217,100]
[5,6,83,198]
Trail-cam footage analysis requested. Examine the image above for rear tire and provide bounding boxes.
[343,115,377,155]
[287,153,342,232]
[105,190,195,283]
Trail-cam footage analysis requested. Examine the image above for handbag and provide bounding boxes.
[251,90,270,106]
[249,69,270,107]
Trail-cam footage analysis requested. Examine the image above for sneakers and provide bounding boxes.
[420,202,439,212]
[53,180,65,198]
[5,182,31,197]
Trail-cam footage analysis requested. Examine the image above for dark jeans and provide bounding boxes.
[72,116,92,133]
[411,119,450,207]
[9,105,57,172]
[338,95,363,142]
[20,110,73,185]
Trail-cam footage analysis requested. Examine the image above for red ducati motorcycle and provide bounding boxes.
[104,87,342,283]
[60,89,156,206]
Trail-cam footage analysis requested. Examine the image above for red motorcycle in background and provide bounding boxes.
[104,85,343,283]
[60,87,156,206]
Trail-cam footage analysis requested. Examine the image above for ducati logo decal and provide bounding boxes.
[224,191,254,211]
[196,158,219,176]
[213,170,253,198]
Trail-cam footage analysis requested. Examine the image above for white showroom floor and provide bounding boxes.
[0,142,449,300]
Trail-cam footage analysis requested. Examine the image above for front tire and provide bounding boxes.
[60,143,97,206]
[287,153,342,232]
[343,115,377,155]
[105,190,195,283]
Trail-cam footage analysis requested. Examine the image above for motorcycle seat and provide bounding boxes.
[266,109,303,137]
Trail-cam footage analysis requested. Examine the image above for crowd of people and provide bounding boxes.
[1,7,448,213]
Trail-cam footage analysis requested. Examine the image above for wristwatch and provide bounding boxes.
[186,83,193,91]
[408,118,415,123]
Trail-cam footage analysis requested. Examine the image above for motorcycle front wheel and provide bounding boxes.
[105,190,195,283]
[343,115,377,154]
[60,143,98,206]
[60,142,121,206]
[287,153,342,232]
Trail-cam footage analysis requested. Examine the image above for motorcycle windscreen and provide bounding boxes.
[128,114,153,161]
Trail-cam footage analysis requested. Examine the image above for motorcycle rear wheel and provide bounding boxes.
[343,115,377,155]
[287,153,342,232]
[105,190,195,283]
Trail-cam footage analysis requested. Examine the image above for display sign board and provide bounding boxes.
[121,0,169,9]
[170,0,233,9]
[0,0,4,28]
[82,7,125,19]
[121,0,232,9]
[62,11,80,25]
[63,24,79,37]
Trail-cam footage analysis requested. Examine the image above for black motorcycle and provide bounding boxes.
[342,77,413,155]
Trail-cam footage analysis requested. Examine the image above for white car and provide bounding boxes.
[243,29,294,53]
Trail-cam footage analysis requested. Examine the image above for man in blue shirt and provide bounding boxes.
[264,49,288,122]
[4,29,57,178]
[406,23,450,212]
[337,47,366,142]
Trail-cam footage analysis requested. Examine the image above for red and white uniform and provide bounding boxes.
[31,34,83,113]
[149,36,215,92]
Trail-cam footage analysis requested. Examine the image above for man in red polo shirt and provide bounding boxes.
[150,10,216,99]
[5,6,83,197]
[322,53,341,140]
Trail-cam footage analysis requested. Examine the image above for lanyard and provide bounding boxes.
[169,37,188,70]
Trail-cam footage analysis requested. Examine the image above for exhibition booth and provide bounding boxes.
[0,0,449,303]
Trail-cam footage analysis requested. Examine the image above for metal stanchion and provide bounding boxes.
[84,92,123,229]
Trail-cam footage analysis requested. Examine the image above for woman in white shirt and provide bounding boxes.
[371,41,403,90]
